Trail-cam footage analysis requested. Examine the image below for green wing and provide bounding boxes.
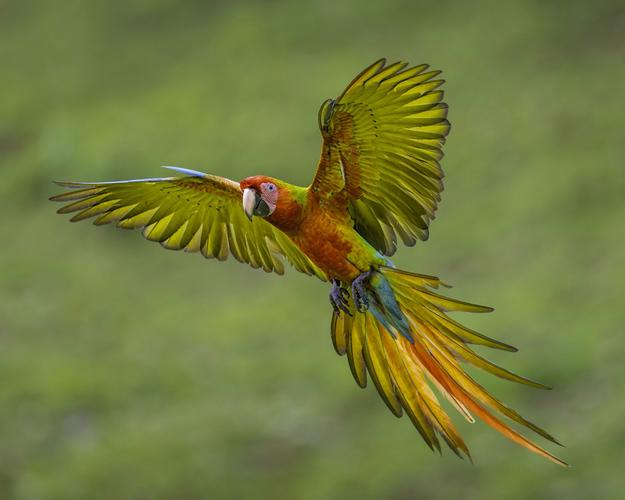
[51,167,327,280]
[311,59,450,255]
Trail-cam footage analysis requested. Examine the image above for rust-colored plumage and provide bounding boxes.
[50,59,566,466]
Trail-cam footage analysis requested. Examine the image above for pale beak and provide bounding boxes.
[242,188,259,221]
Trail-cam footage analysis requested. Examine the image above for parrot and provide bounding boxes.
[50,59,566,466]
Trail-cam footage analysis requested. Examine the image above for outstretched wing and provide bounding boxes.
[51,167,327,280]
[311,59,450,255]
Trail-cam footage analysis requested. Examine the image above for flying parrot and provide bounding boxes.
[50,59,566,466]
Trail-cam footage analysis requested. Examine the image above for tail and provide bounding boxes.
[330,266,567,466]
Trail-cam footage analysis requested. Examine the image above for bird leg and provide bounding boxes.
[351,269,371,313]
[330,279,351,316]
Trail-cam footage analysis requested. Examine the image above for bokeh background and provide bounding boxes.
[2,1,624,499]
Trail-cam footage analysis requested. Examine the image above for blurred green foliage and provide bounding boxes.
[1,0,624,498]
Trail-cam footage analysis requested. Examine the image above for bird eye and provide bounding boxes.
[267,183,276,192]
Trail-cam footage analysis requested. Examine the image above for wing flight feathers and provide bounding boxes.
[51,171,326,280]
[311,59,450,255]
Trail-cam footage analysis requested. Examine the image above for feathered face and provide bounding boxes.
[240,176,280,220]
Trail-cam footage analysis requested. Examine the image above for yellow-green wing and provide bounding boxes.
[51,167,327,280]
[311,59,450,255]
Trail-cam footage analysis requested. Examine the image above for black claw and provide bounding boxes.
[351,270,371,313]
[330,279,352,316]
[355,297,368,313]
[357,295,369,313]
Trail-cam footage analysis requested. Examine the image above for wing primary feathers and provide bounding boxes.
[53,178,175,188]
[311,59,451,256]
[51,172,326,280]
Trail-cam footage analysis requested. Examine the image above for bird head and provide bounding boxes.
[240,176,282,221]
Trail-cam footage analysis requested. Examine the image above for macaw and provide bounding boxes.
[50,59,566,466]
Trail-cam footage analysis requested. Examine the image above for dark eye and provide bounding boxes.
[267,184,275,191]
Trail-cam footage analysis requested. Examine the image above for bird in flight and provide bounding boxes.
[51,59,566,466]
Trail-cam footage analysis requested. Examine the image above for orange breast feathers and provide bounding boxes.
[292,196,375,282]
[261,184,370,281]
[291,205,364,282]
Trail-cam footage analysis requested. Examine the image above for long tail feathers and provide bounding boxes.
[330,266,567,466]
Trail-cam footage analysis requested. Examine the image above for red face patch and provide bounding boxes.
[260,182,279,207]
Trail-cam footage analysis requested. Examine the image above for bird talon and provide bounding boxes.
[339,298,351,316]
[356,295,369,313]
[354,293,369,313]
[330,279,352,316]
[351,270,371,313]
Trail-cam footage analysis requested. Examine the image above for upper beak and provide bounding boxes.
[242,188,259,221]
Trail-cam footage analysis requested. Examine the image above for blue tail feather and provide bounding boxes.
[368,270,413,343]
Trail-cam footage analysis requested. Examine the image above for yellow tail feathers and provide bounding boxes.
[330,267,567,466]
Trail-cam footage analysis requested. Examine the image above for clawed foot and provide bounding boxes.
[352,270,371,313]
[330,279,351,316]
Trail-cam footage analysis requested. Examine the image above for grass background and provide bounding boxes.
[1,0,624,498]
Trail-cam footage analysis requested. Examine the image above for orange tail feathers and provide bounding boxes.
[330,267,567,466]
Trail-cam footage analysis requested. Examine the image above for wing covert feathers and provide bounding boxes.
[330,267,567,466]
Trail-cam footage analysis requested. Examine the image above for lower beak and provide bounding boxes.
[242,188,259,221]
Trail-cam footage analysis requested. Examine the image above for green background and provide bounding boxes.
[2,1,624,498]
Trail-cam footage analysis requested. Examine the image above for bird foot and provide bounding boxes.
[330,279,351,316]
[352,270,371,313]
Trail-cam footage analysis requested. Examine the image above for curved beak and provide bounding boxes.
[242,188,260,221]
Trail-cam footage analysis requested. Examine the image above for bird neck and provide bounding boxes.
[265,184,307,234]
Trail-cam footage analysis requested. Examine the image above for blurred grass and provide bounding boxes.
[1,0,625,498]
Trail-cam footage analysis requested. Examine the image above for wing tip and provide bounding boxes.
[161,166,208,177]
[51,180,92,190]
[501,343,519,353]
